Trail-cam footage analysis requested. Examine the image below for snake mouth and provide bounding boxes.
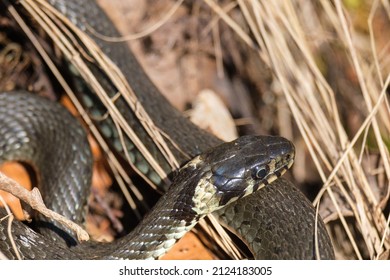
[275,156,294,178]
[265,164,288,184]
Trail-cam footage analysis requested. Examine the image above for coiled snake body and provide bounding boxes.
[0,0,335,259]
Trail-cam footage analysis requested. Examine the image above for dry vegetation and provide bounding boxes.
[0,0,389,260]
[227,0,390,260]
[114,0,390,259]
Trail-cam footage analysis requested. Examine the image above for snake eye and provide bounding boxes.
[252,165,269,180]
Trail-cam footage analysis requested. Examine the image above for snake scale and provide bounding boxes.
[0,0,335,259]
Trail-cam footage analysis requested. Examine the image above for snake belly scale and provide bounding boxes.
[0,0,335,259]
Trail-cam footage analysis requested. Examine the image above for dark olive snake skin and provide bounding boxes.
[0,0,335,259]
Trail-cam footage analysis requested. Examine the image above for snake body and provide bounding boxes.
[0,0,335,259]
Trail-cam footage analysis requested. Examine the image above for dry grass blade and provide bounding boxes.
[203,0,256,49]
[88,0,184,42]
[198,216,244,260]
[0,195,19,260]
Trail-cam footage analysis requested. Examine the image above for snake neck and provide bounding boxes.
[73,165,207,260]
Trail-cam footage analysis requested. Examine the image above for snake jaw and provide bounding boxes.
[191,175,221,215]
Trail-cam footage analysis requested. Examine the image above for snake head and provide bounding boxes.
[190,135,295,214]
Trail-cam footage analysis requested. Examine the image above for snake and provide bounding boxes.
[0,0,335,259]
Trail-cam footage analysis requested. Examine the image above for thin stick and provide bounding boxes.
[0,172,89,242]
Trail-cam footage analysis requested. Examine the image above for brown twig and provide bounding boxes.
[0,172,89,242]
